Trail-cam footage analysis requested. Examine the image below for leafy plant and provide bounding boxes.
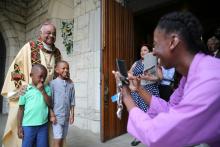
[61,21,74,54]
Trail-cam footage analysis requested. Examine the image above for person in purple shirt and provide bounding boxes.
[113,11,220,147]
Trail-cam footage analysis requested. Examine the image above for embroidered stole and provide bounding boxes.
[11,39,61,88]
[30,39,61,65]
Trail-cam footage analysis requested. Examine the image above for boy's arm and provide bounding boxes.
[69,84,75,124]
[41,89,52,108]
[69,105,75,124]
[17,105,24,139]
[37,82,52,108]
[49,108,57,124]
[48,83,56,124]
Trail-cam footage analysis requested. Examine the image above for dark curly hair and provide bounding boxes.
[156,11,208,54]
[140,44,152,52]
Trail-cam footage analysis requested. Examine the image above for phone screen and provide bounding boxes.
[116,59,128,78]
[116,59,129,85]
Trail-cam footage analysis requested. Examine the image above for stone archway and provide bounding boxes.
[0,33,6,113]
[0,13,20,71]
[0,13,20,113]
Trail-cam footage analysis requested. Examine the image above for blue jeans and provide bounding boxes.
[22,123,48,147]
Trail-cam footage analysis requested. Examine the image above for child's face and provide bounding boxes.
[56,62,70,79]
[31,69,47,86]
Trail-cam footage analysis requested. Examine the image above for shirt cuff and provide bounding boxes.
[129,107,150,120]
[147,96,158,116]
[127,107,151,145]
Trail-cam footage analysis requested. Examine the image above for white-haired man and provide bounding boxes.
[1,21,61,147]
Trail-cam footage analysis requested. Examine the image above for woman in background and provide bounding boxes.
[128,44,162,146]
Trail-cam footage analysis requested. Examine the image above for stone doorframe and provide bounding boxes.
[0,13,20,113]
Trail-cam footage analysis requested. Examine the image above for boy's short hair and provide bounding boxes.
[55,60,69,68]
[31,64,47,75]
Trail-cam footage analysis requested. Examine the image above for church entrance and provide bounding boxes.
[0,32,6,113]
[132,0,220,59]
[101,0,219,142]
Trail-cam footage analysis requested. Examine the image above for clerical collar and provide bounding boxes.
[42,42,52,51]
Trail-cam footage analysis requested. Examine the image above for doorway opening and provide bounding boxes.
[101,0,220,141]
[132,0,220,60]
[0,32,6,113]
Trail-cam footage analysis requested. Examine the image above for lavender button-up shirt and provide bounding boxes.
[127,53,220,147]
[50,77,75,125]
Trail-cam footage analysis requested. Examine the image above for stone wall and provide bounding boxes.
[69,0,101,133]
[26,0,49,41]
[26,0,102,133]
[0,0,102,134]
[45,0,101,133]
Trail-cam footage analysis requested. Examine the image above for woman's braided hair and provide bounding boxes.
[156,11,208,54]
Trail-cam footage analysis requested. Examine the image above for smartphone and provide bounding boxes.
[116,59,129,85]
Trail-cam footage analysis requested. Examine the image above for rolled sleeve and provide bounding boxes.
[71,86,75,106]
[44,85,51,97]
[147,77,186,117]
[18,95,26,105]
[49,82,54,107]
[127,107,152,145]
[147,96,169,118]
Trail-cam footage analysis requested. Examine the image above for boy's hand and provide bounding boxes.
[37,82,44,92]
[50,116,57,124]
[17,126,24,139]
[69,115,74,124]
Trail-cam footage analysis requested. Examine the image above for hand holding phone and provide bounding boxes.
[116,59,129,86]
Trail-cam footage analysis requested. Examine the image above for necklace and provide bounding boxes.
[42,51,53,72]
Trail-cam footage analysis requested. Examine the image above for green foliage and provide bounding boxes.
[61,21,74,54]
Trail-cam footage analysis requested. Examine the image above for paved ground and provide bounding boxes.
[67,126,144,147]
[1,114,145,147]
[0,114,7,146]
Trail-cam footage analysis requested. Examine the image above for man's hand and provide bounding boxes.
[9,85,27,101]
[112,70,141,91]
[128,76,141,92]
[112,70,137,111]
[120,86,136,112]
[18,85,28,96]
[112,71,122,84]
[17,126,24,139]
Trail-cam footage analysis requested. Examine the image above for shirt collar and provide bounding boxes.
[42,42,52,51]
[187,53,205,80]
[27,84,35,90]
[27,84,47,90]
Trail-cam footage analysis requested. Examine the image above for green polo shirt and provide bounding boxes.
[19,84,51,126]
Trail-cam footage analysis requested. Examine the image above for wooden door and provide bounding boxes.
[101,0,134,142]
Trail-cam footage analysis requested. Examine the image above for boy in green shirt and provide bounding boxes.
[17,64,51,147]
